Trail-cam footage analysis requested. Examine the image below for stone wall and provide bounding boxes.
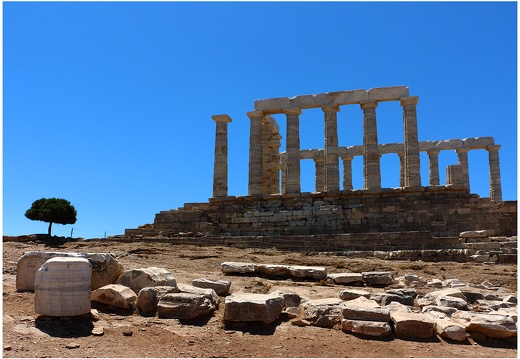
[125,186,517,239]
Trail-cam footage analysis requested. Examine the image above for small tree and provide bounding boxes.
[25,198,77,236]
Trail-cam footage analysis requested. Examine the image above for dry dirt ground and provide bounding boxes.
[2,239,518,358]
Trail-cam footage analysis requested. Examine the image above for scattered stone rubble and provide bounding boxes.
[17,251,517,344]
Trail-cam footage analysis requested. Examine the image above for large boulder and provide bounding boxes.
[390,311,435,338]
[452,311,517,339]
[137,286,179,315]
[157,293,217,319]
[361,272,395,286]
[341,319,392,337]
[192,278,231,296]
[91,284,137,309]
[116,267,177,294]
[302,298,345,328]
[223,293,284,324]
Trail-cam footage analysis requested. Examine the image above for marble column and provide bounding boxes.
[262,120,273,195]
[426,149,441,186]
[281,154,287,194]
[455,147,470,190]
[486,145,502,201]
[341,155,353,190]
[211,114,232,198]
[284,107,302,193]
[313,157,325,192]
[322,105,340,192]
[246,111,264,196]
[400,96,422,187]
[361,101,381,190]
[270,133,282,194]
[397,152,405,187]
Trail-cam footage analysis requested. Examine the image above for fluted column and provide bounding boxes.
[426,149,441,186]
[397,152,405,187]
[270,133,282,194]
[247,111,264,196]
[313,157,325,192]
[486,145,502,201]
[281,154,287,194]
[456,147,470,190]
[261,120,272,195]
[284,107,302,193]
[361,101,381,190]
[322,105,340,192]
[400,96,422,187]
[341,155,353,190]
[211,114,232,198]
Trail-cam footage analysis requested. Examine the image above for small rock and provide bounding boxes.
[4,345,12,351]
[65,342,80,349]
[92,326,104,336]
[123,329,133,336]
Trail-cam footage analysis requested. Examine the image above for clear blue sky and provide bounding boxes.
[3,2,517,238]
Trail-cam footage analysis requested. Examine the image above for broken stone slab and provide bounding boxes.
[177,283,219,307]
[342,300,391,322]
[460,230,489,238]
[288,265,327,280]
[452,311,517,339]
[116,267,177,294]
[426,288,467,302]
[422,305,458,317]
[426,279,443,288]
[91,284,137,310]
[475,299,517,310]
[341,319,392,337]
[490,308,518,322]
[221,262,256,275]
[403,273,427,286]
[137,286,179,315]
[270,290,304,308]
[436,295,468,310]
[434,317,467,341]
[223,293,284,324]
[339,289,370,301]
[157,292,217,319]
[459,289,485,304]
[16,251,125,292]
[327,272,363,285]
[191,278,231,296]
[391,311,435,339]
[302,298,345,328]
[384,302,413,313]
[255,264,292,277]
[361,272,395,286]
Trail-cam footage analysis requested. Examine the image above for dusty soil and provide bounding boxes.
[2,239,517,358]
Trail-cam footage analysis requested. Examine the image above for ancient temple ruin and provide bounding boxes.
[126,86,516,249]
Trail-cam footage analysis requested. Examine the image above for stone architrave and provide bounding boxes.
[400,96,421,187]
[341,319,392,337]
[246,111,264,196]
[486,145,502,201]
[313,157,325,192]
[322,105,340,192]
[455,147,470,190]
[361,100,381,190]
[157,292,217,319]
[426,149,441,186]
[284,107,302,193]
[341,155,353,190]
[223,293,285,324]
[191,278,231,296]
[211,114,232,198]
[391,311,435,338]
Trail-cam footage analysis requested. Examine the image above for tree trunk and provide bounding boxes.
[48,222,53,236]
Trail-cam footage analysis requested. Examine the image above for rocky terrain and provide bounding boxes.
[2,237,518,358]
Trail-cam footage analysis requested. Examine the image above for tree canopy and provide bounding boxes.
[25,197,77,236]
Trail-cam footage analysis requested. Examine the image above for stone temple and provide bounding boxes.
[126,86,516,257]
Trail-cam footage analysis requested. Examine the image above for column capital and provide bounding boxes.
[284,107,302,116]
[313,157,325,163]
[455,147,470,154]
[246,110,264,121]
[340,155,353,161]
[426,149,441,156]
[212,114,232,123]
[360,100,378,110]
[486,144,501,152]
[400,96,419,106]
[321,105,340,113]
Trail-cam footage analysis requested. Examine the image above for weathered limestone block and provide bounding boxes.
[157,293,217,319]
[391,311,435,338]
[490,308,518,322]
[421,305,458,317]
[342,301,391,322]
[91,284,137,310]
[452,311,517,339]
[436,295,468,310]
[86,253,125,290]
[368,86,409,101]
[475,299,516,310]
[362,272,395,286]
[434,317,467,341]
[255,264,292,277]
[426,279,443,288]
[339,289,371,301]
[288,265,327,280]
[341,319,392,337]
[177,283,219,307]
[221,262,256,274]
[404,273,427,286]
[385,302,412,313]
[379,293,415,307]
[426,288,467,301]
[137,286,179,315]
[462,137,494,148]
[191,278,231,296]
[327,272,363,285]
[331,89,368,105]
[302,298,345,328]
[223,293,284,324]
[116,267,177,294]
[460,230,489,238]
[459,289,485,304]
[270,290,305,308]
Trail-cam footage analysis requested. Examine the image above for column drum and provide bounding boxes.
[34,257,92,316]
